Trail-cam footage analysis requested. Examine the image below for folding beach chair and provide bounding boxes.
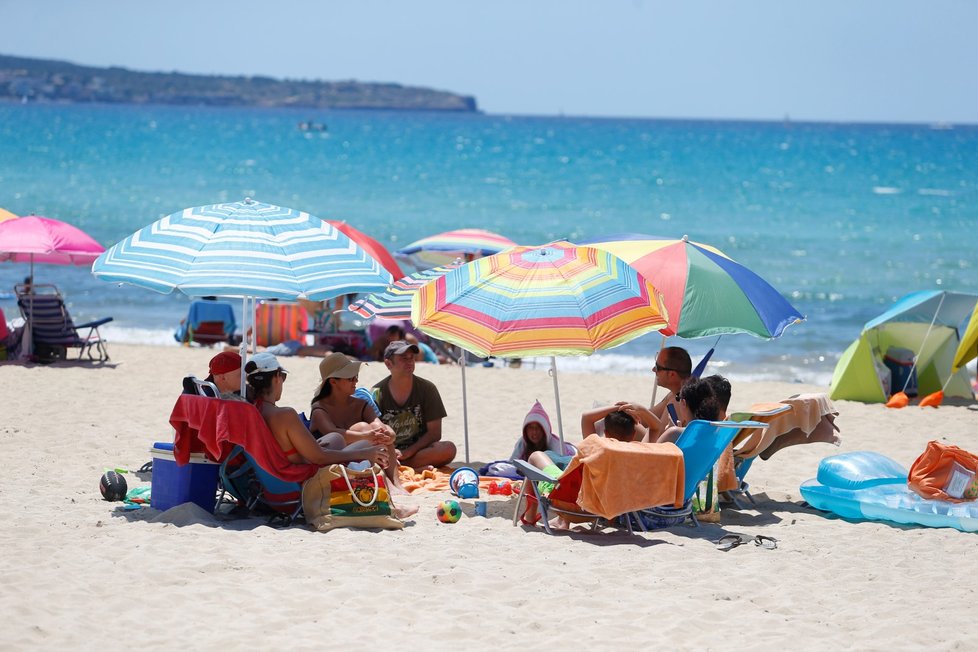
[725,394,840,507]
[512,434,687,535]
[215,445,303,524]
[627,419,768,529]
[15,283,112,362]
[174,299,237,346]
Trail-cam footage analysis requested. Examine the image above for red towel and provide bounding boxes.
[169,395,318,484]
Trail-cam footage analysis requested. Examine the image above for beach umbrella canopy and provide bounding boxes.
[0,214,104,268]
[92,199,392,300]
[349,261,461,320]
[412,240,669,446]
[396,228,516,270]
[324,219,403,280]
[412,240,668,358]
[578,233,804,339]
[0,207,18,223]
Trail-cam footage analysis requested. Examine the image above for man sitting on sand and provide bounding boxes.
[372,340,457,470]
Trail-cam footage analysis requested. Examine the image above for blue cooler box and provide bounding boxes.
[150,442,220,512]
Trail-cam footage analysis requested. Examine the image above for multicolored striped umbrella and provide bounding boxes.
[92,199,393,300]
[349,262,461,320]
[578,234,804,339]
[412,241,668,358]
[0,207,18,223]
[396,228,516,270]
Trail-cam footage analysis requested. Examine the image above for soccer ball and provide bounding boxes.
[436,500,462,523]
[99,471,128,501]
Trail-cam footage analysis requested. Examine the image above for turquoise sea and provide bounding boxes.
[1,103,976,384]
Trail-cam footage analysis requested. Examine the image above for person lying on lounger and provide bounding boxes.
[310,352,406,493]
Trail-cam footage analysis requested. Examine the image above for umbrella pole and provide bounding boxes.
[648,335,666,408]
[550,356,565,447]
[238,296,251,395]
[460,349,470,464]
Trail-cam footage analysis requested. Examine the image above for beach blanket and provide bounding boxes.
[559,434,684,520]
[169,394,318,484]
[398,466,504,494]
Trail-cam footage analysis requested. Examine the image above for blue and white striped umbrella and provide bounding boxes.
[92,199,393,300]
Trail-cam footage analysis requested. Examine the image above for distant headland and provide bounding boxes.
[0,54,478,112]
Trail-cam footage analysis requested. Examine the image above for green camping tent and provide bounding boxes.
[830,290,978,403]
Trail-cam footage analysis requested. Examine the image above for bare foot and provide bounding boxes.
[393,505,419,519]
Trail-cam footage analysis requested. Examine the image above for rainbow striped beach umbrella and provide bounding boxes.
[396,228,516,270]
[349,261,462,320]
[579,234,804,339]
[412,241,668,358]
[412,241,668,444]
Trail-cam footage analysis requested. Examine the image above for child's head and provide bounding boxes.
[521,400,554,456]
[604,409,637,441]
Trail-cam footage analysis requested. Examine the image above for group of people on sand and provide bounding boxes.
[197,337,456,500]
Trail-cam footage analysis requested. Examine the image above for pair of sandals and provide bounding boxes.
[715,533,778,551]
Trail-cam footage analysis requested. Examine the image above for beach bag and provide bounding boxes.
[302,463,404,532]
[908,441,978,502]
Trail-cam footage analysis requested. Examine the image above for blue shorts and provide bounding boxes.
[264,340,302,356]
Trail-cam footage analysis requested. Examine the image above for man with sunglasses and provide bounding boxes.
[648,346,693,439]
[373,341,457,470]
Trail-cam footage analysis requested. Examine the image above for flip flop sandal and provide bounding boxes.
[715,533,754,551]
[753,535,778,550]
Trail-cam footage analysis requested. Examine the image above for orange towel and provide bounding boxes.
[561,435,685,520]
[732,393,839,460]
[397,467,506,495]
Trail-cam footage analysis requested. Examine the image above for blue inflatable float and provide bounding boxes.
[800,451,978,532]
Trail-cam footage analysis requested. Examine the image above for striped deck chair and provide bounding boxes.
[255,301,309,347]
[16,283,112,362]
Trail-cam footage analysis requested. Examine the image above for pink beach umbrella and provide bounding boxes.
[0,215,105,357]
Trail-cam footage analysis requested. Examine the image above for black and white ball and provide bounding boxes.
[99,471,128,501]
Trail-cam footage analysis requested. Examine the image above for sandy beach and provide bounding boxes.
[1,343,976,650]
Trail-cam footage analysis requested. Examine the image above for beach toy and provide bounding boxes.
[99,471,128,501]
[488,480,513,496]
[474,500,488,517]
[800,451,978,532]
[449,467,480,499]
[436,500,462,523]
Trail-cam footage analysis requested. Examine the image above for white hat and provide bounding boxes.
[246,352,287,376]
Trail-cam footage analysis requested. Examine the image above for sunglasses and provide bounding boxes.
[653,364,678,373]
[277,370,288,380]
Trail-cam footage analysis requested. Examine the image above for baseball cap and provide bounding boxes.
[245,352,287,376]
[208,351,242,377]
[383,340,420,360]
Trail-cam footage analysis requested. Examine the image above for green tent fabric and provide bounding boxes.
[830,291,977,404]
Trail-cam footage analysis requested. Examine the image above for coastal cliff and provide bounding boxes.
[0,54,478,112]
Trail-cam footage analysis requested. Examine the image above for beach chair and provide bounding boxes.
[215,445,303,523]
[724,394,841,507]
[512,433,687,535]
[634,419,769,529]
[15,283,113,362]
[174,299,237,346]
[254,301,309,347]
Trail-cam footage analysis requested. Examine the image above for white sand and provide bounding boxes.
[1,344,976,649]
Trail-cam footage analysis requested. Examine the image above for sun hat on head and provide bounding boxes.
[208,351,241,377]
[319,352,362,380]
[384,340,420,360]
[246,352,286,376]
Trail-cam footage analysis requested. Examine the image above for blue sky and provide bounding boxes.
[2,0,976,124]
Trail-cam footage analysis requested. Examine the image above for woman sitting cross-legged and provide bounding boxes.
[309,352,406,493]
[245,352,418,518]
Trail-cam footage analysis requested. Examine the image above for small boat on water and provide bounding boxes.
[298,120,328,132]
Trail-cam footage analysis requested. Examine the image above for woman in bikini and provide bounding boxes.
[245,352,387,468]
[309,352,405,492]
